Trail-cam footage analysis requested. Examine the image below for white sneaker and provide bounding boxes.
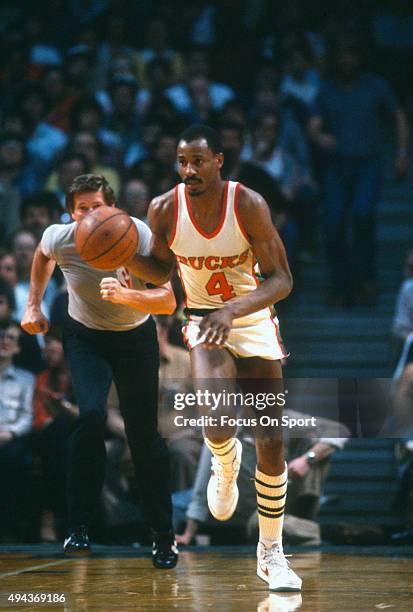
[207,438,242,521]
[257,541,302,592]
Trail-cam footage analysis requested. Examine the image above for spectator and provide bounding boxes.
[49,44,95,132]
[219,121,287,223]
[47,131,121,197]
[0,181,21,246]
[0,39,31,114]
[48,153,90,211]
[0,275,45,374]
[0,134,28,195]
[127,158,158,196]
[151,132,180,195]
[69,95,121,166]
[218,121,297,264]
[249,111,318,260]
[249,62,282,123]
[391,275,413,436]
[41,67,67,116]
[0,252,17,289]
[120,178,151,221]
[9,228,57,321]
[20,192,62,242]
[18,85,48,133]
[0,319,35,541]
[19,12,62,73]
[165,46,235,120]
[32,330,78,541]
[135,18,184,88]
[280,43,320,116]
[309,39,409,307]
[91,14,137,91]
[103,75,142,157]
[137,57,173,117]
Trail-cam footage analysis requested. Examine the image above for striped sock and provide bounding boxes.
[205,437,237,464]
[255,465,287,544]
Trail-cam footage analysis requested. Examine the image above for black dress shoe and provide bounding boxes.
[152,530,178,569]
[63,526,91,555]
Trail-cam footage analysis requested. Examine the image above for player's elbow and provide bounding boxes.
[160,291,177,315]
[163,298,177,315]
[278,270,293,300]
[285,271,293,297]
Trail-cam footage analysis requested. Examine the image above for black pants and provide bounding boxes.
[63,316,173,532]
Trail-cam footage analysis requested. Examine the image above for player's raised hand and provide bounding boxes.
[100,277,126,304]
[198,309,234,349]
[21,305,49,335]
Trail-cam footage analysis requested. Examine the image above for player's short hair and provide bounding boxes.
[178,124,222,154]
[65,174,116,212]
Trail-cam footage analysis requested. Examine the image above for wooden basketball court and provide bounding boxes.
[1,546,413,610]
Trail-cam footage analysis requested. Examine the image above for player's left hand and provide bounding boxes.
[198,308,234,349]
[100,277,126,303]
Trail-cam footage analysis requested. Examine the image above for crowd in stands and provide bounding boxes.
[0,0,411,543]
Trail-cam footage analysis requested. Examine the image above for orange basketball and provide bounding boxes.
[75,206,139,270]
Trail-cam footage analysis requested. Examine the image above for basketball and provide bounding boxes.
[75,206,139,270]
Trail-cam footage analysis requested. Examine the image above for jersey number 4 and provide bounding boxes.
[205,272,236,302]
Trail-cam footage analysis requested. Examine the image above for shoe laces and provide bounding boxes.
[262,542,292,572]
[211,455,240,495]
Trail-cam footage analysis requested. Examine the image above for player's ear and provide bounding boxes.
[216,152,224,169]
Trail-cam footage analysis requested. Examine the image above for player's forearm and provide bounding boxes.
[116,286,176,314]
[224,272,293,319]
[126,253,173,285]
[27,247,56,307]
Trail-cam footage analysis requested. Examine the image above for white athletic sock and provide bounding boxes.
[255,464,287,545]
[205,437,237,464]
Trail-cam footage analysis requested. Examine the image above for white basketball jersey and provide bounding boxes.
[169,181,259,310]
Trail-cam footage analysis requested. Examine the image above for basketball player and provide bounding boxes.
[126,125,302,591]
[21,174,178,569]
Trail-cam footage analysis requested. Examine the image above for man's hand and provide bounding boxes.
[197,309,234,348]
[21,305,49,335]
[288,455,311,479]
[100,277,126,304]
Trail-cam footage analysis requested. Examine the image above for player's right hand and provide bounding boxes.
[21,306,49,335]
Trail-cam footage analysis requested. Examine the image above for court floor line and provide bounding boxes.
[0,559,73,579]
